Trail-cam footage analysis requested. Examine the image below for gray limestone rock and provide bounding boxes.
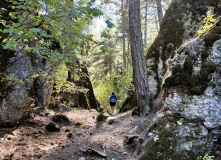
[0,50,34,127]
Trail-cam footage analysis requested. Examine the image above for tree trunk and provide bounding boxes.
[155,14,159,32]
[156,0,163,26]
[121,0,127,72]
[129,0,150,116]
[144,0,148,50]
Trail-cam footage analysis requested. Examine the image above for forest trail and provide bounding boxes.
[0,108,154,160]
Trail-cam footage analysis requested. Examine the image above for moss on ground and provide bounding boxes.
[107,119,115,125]
[45,122,60,132]
[96,112,109,122]
[75,122,86,126]
[52,114,70,123]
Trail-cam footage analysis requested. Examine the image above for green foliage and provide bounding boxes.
[197,154,214,160]
[1,0,103,87]
[52,63,68,93]
[93,67,132,113]
[197,12,218,35]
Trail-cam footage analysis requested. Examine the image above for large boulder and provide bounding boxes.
[119,85,138,113]
[65,62,98,110]
[0,49,34,127]
[138,0,221,159]
[146,0,217,98]
[79,63,99,110]
[0,1,34,127]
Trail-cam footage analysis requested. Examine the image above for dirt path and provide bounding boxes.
[0,108,148,160]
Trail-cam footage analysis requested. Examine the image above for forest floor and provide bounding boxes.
[0,107,152,160]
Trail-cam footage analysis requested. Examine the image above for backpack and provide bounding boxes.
[110,95,117,102]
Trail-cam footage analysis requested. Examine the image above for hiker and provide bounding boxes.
[109,92,117,115]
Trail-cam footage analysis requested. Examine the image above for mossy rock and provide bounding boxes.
[49,103,59,109]
[107,119,116,125]
[203,25,221,47]
[65,128,71,132]
[75,122,86,126]
[204,61,217,74]
[67,132,73,138]
[204,34,220,47]
[52,114,70,123]
[96,112,109,122]
[99,107,104,113]
[45,122,60,132]
[165,56,217,95]
[140,119,180,160]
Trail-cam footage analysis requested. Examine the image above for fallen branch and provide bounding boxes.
[80,145,107,158]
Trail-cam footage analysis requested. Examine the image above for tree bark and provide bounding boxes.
[129,0,150,116]
[156,0,163,26]
[121,0,127,72]
[144,0,148,50]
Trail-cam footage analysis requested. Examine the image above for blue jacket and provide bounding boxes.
[110,94,117,103]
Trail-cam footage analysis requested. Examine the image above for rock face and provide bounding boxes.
[146,0,219,98]
[0,1,34,127]
[0,50,34,127]
[33,53,55,108]
[119,85,137,113]
[139,0,221,159]
[79,63,99,110]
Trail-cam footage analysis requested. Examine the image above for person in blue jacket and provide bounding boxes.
[110,92,117,115]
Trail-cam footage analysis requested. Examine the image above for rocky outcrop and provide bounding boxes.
[138,0,221,159]
[119,85,137,113]
[0,49,34,127]
[0,1,61,126]
[33,52,55,108]
[65,62,99,110]
[0,1,34,127]
[146,0,215,98]
[79,63,99,110]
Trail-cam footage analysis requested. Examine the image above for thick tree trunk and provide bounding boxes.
[144,0,148,50]
[121,0,127,72]
[156,0,163,26]
[129,0,150,116]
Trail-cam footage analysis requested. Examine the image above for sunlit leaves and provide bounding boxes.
[197,11,220,35]
[2,0,103,62]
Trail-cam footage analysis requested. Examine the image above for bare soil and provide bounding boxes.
[0,108,147,160]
